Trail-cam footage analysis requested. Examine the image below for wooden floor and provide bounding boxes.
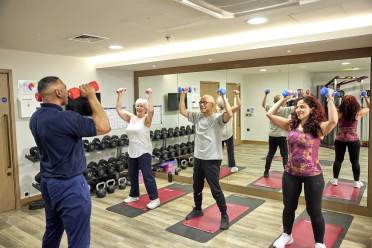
[0,179,371,248]
[178,143,369,206]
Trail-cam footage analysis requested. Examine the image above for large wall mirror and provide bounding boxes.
[135,48,372,215]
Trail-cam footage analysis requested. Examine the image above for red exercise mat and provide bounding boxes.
[182,203,249,233]
[290,218,343,248]
[323,181,361,201]
[126,187,186,210]
[253,171,282,189]
[220,167,231,178]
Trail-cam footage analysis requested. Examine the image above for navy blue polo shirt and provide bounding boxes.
[29,103,96,178]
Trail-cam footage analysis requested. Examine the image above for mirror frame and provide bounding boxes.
[134,47,372,217]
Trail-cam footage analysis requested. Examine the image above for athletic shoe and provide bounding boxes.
[185,207,203,220]
[146,198,160,209]
[273,233,294,248]
[330,178,338,186]
[354,181,364,188]
[124,196,139,203]
[230,167,239,173]
[315,243,326,248]
[220,214,229,230]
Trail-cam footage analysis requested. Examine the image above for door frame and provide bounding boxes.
[0,69,20,209]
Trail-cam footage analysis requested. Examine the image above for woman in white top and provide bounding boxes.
[216,90,241,172]
[116,88,160,209]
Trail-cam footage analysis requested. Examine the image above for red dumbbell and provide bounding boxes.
[35,92,43,102]
[68,81,99,100]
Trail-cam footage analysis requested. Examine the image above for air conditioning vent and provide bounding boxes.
[68,34,109,43]
[176,0,318,18]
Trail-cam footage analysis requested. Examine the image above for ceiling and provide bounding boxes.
[1,0,372,70]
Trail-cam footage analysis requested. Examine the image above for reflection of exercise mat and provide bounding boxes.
[270,210,353,248]
[219,166,245,179]
[261,156,283,162]
[319,159,333,166]
[249,171,283,191]
[167,195,265,243]
[106,184,192,217]
[323,179,366,204]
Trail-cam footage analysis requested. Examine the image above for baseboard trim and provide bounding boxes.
[20,194,42,207]
[241,140,268,145]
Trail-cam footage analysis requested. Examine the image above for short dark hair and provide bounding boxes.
[37,76,60,94]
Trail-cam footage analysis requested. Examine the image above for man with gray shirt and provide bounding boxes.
[262,92,294,177]
[179,88,233,230]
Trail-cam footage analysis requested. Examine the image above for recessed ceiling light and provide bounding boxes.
[109,44,123,50]
[260,68,267,72]
[341,62,350,65]
[208,58,213,62]
[152,65,157,68]
[287,50,292,53]
[246,17,267,25]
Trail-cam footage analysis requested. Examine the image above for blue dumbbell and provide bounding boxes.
[282,90,297,97]
[178,86,192,93]
[320,87,340,97]
[264,89,270,95]
[361,90,368,97]
[217,87,226,96]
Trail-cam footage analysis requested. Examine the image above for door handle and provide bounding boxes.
[3,114,13,175]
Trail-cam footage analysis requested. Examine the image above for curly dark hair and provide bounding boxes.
[339,95,360,121]
[290,96,326,137]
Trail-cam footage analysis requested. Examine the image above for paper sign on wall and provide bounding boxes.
[18,80,38,94]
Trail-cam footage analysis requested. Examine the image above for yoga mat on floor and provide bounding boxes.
[323,178,366,205]
[270,210,353,248]
[167,195,265,243]
[106,183,192,218]
[249,171,283,191]
[219,166,245,179]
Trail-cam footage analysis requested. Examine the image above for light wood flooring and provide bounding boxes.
[177,143,369,206]
[0,179,371,248]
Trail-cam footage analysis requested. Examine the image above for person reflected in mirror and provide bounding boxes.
[331,94,370,188]
[216,89,241,173]
[267,92,338,248]
[262,91,294,177]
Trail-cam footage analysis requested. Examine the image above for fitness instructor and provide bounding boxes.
[30,76,111,248]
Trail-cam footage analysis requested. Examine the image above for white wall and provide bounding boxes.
[0,49,134,198]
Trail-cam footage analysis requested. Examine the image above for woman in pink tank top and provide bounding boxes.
[267,93,338,248]
[331,95,370,188]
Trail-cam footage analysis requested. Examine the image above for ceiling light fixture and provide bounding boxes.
[152,65,157,68]
[260,68,267,72]
[109,45,123,50]
[341,62,350,65]
[208,58,213,62]
[287,50,292,53]
[246,17,267,25]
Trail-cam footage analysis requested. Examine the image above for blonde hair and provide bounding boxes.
[135,98,148,110]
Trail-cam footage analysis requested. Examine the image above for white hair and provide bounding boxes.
[135,98,148,110]
[216,96,225,109]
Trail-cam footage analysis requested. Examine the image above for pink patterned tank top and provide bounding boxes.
[336,119,358,142]
[285,129,322,176]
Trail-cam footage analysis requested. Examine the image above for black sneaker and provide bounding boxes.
[263,170,269,178]
[220,214,229,230]
[185,208,203,220]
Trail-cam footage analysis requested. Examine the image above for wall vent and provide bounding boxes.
[68,34,109,43]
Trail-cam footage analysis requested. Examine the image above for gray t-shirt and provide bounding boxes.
[188,112,225,160]
[265,105,294,137]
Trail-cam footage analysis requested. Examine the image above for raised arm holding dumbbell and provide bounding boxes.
[262,89,270,109]
[116,88,134,123]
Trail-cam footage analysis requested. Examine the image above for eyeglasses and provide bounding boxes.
[199,101,212,105]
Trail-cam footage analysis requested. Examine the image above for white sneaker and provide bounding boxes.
[273,233,294,248]
[353,181,364,188]
[230,167,239,173]
[315,243,326,248]
[124,196,139,203]
[146,198,160,209]
[330,178,338,186]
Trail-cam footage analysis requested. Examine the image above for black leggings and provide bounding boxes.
[282,172,325,243]
[333,140,361,181]
[265,136,288,170]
